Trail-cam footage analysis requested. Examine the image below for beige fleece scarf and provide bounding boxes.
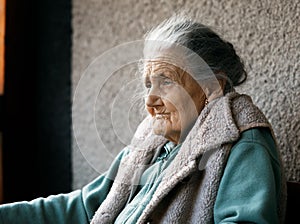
[91,92,286,224]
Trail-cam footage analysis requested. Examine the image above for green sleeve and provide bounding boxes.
[0,147,130,224]
[214,128,282,224]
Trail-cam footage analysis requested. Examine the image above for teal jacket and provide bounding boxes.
[0,128,282,224]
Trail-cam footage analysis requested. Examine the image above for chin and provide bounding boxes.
[152,119,178,140]
[153,127,166,136]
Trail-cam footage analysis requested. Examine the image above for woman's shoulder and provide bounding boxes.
[232,127,280,165]
[216,127,284,223]
[238,128,275,145]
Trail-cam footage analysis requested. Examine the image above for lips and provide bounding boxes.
[155,113,170,120]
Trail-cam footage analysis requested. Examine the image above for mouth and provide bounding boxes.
[155,113,170,120]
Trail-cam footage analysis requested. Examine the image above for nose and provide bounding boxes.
[145,93,163,108]
[145,84,163,108]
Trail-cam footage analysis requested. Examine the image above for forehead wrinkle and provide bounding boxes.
[144,61,182,82]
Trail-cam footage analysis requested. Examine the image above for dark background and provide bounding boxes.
[2,0,72,202]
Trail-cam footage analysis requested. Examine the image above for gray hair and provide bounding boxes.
[142,14,247,92]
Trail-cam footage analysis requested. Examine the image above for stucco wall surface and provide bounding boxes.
[72,0,299,189]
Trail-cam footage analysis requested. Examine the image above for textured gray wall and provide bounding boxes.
[72,0,300,189]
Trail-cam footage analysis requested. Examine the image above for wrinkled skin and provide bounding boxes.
[144,60,206,144]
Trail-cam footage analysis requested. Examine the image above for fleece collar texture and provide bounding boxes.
[91,92,285,224]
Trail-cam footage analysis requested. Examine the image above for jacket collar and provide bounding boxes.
[134,91,271,170]
[137,92,271,222]
[91,92,271,224]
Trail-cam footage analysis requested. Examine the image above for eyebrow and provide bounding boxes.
[144,66,182,84]
[151,73,170,79]
[144,73,169,82]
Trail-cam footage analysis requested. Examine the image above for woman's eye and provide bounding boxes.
[145,82,152,89]
[162,78,173,86]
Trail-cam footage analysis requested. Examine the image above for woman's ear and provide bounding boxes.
[218,78,226,92]
[202,78,225,102]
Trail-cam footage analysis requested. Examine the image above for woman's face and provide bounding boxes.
[144,60,206,144]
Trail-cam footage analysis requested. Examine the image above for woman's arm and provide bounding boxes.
[0,147,130,224]
[214,128,282,224]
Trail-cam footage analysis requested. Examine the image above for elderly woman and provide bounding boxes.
[0,15,286,224]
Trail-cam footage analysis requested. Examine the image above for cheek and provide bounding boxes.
[161,98,182,124]
[162,96,178,112]
[169,111,180,124]
[167,96,198,130]
[164,97,184,116]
